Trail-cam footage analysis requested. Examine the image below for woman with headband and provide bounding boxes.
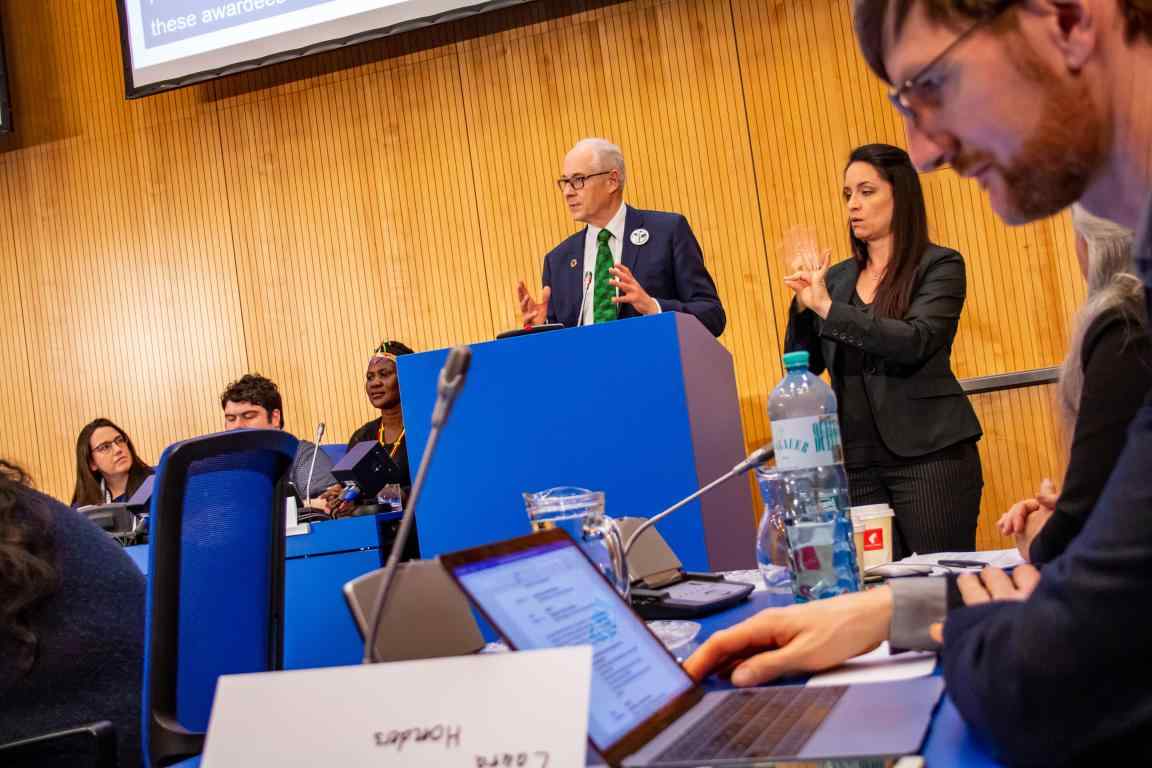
[346,340,416,490]
[323,340,418,551]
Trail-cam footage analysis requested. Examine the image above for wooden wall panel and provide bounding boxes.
[0,162,41,478]
[0,0,207,148]
[969,384,1068,552]
[218,52,492,446]
[0,0,1089,551]
[4,116,248,498]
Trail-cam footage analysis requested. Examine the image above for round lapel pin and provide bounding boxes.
[630,229,650,246]
[569,258,578,269]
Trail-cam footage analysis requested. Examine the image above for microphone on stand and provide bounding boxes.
[302,422,326,509]
[575,271,593,327]
[623,445,774,558]
[363,346,473,664]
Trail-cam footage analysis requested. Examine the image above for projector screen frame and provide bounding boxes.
[114,0,535,99]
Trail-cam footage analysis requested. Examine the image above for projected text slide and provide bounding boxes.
[141,0,339,48]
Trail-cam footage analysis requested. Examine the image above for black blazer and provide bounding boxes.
[541,206,726,337]
[1030,306,1152,563]
[784,245,981,457]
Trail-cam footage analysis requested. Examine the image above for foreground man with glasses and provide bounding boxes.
[515,137,726,336]
[686,1,1152,763]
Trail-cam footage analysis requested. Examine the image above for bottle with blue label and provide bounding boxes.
[766,350,861,602]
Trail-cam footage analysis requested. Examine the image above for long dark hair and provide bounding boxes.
[71,418,153,507]
[0,460,57,679]
[846,144,930,319]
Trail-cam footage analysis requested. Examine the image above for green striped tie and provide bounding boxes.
[593,228,617,323]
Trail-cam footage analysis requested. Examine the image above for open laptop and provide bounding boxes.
[78,475,156,540]
[441,529,943,767]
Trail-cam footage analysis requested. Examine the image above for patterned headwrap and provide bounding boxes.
[368,340,415,367]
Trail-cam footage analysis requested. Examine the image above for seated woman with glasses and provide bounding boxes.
[70,418,154,508]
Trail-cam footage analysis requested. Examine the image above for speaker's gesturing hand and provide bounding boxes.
[608,264,659,315]
[516,281,550,327]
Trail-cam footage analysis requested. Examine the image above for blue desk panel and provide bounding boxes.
[125,543,150,575]
[399,316,714,571]
[286,515,382,558]
[283,547,383,669]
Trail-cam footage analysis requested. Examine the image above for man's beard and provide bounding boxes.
[955,50,1106,225]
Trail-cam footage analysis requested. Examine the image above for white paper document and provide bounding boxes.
[201,647,592,767]
[866,548,1025,578]
[805,642,937,687]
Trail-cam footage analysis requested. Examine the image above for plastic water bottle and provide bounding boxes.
[765,350,861,602]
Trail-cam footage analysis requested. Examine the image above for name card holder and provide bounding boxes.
[201,647,592,767]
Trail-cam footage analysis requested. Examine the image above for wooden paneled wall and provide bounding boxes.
[0,0,1084,550]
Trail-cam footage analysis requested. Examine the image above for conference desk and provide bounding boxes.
[692,589,1003,767]
[127,526,1001,765]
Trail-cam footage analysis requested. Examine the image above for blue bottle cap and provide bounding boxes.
[782,351,809,369]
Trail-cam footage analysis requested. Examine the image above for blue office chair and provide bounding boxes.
[141,429,298,768]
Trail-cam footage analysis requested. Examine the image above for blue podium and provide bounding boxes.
[399,313,755,571]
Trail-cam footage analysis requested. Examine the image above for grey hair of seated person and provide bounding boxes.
[1059,204,1145,427]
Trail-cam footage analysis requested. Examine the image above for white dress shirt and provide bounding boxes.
[579,203,661,326]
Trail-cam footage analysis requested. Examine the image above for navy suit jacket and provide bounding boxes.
[938,200,1152,764]
[541,206,726,337]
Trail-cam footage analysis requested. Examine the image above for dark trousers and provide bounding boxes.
[847,441,983,560]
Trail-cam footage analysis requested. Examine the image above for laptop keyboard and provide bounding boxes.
[653,686,848,763]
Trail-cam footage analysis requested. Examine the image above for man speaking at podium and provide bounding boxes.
[516,138,726,337]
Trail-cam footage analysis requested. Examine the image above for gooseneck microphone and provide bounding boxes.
[363,346,472,664]
[302,422,326,508]
[623,445,774,558]
[576,271,593,327]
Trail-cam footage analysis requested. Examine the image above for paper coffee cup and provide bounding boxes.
[851,504,895,571]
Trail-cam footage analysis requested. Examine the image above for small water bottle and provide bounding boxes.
[755,468,797,594]
[766,350,861,602]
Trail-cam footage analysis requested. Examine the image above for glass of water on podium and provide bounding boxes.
[523,486,630,598]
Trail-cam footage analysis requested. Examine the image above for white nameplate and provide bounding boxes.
[201,647,591,767]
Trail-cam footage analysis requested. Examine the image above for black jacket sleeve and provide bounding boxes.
[1031,310,1152,564]
[819,248,965,366]
[784,300,827,375]
[941,402,1152,765]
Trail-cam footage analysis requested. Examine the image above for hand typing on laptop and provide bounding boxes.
[683,588,893,686]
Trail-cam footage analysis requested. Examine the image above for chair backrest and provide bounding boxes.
[141,429,298,767]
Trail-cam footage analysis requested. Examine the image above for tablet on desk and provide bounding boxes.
[496,323,566,339]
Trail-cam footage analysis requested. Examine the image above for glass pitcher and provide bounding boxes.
[523,486,630,598]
